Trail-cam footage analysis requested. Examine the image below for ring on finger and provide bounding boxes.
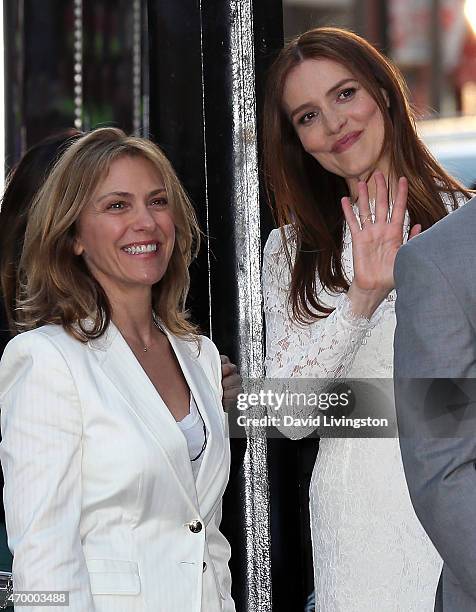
[360,214,374,227]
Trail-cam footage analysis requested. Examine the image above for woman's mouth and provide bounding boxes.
[121,242,159,256]
[331,131,363,153]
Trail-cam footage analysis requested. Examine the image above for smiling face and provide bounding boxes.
[73,155,175,303]
[282,57,389,189]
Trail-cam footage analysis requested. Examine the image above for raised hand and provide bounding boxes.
[341,172,421,317]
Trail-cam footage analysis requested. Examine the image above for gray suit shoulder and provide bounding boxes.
[399,195,476,266]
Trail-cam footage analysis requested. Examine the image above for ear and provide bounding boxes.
[381,88,390,108]
[73,235,84,256]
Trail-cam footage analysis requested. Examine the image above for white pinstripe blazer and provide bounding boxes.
[0,322,235,612]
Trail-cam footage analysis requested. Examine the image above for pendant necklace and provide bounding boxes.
[143,317,161,352]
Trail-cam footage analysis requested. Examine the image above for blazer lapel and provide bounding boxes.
[89,323,199,513]
[164,331,229,520]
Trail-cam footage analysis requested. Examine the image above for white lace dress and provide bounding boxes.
[262,217,443,612]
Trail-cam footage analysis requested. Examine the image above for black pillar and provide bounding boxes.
[148,2,284,610]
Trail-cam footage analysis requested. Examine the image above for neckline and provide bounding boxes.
[112,319,193,424]
[177,394,200,429]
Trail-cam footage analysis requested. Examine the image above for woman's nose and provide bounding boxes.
[132,205,156,231]
[323,109,347,135]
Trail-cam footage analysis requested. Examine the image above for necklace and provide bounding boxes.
[120,315,207,460]
[140,314,162,352]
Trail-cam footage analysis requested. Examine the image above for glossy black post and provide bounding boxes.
[148,2,285,610]
[3,0,26,169]
[253,2,319,609]
[147,0,210,335]
[23,0,76,148]
[82,0,136,133]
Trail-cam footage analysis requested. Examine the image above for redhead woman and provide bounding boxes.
[262,27,470,611]
[0,128,235,612]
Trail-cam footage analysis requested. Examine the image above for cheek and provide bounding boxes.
[167,227,176,255]
[294,131,337,173]
[296,128,319,155]
[369,112,386,154]
[169,218,176,239]
[161,211,176,242]
[75,225,122,269]
[359,98,384,132]
[77,229,106,259]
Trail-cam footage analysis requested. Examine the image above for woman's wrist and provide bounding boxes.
[346,283,388,319]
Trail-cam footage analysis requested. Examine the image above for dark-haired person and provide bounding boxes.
[0,128,235,611]
[0,130,82,348]
[262,27,470,610]
[0,130,81,594]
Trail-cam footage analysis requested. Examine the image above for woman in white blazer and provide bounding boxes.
[0,127,235,612]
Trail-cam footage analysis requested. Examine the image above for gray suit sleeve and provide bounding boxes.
[394,242,476,600]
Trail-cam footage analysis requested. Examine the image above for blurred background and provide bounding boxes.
[285,0,474,117]
[283,0,476,189]
[1,1,475,190]
[1,1,476,184]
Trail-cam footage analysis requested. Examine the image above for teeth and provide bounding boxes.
[123,243,157,255]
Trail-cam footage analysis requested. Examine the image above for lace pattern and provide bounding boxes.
[263,229,382,381]
[261,206,450,609]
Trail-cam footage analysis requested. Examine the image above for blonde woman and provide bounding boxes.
[0,128,234,612]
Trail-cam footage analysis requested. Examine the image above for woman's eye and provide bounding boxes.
[151,198,168,207]
[338,88,356,101]
[107,201,127,210]
[298,111,318,125]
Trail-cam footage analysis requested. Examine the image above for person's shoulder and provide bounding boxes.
[182,334,222,389]
[1,325,90,373]
[262,226,296,291]
[404,194,476,254]
[263,226,295,259]
[0,326,73,397]
[434,191,476,229]
[2,324,65,354]
[169,330,219,365]
[440,190,474,213]
[197,334,220,360]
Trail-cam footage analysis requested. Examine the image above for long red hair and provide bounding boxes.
[263,27,470,322]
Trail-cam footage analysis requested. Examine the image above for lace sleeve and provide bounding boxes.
[263,229,381,379]
[262,229,382,438]
[441,190,469,212]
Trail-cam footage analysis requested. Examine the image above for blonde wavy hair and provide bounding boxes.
[17,127,201,341]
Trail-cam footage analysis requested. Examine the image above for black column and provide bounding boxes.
[254,3,319,610]
[147,0,210,335]
[4,0,26,169]
[147,3,284,611]
[148,2,319,611]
